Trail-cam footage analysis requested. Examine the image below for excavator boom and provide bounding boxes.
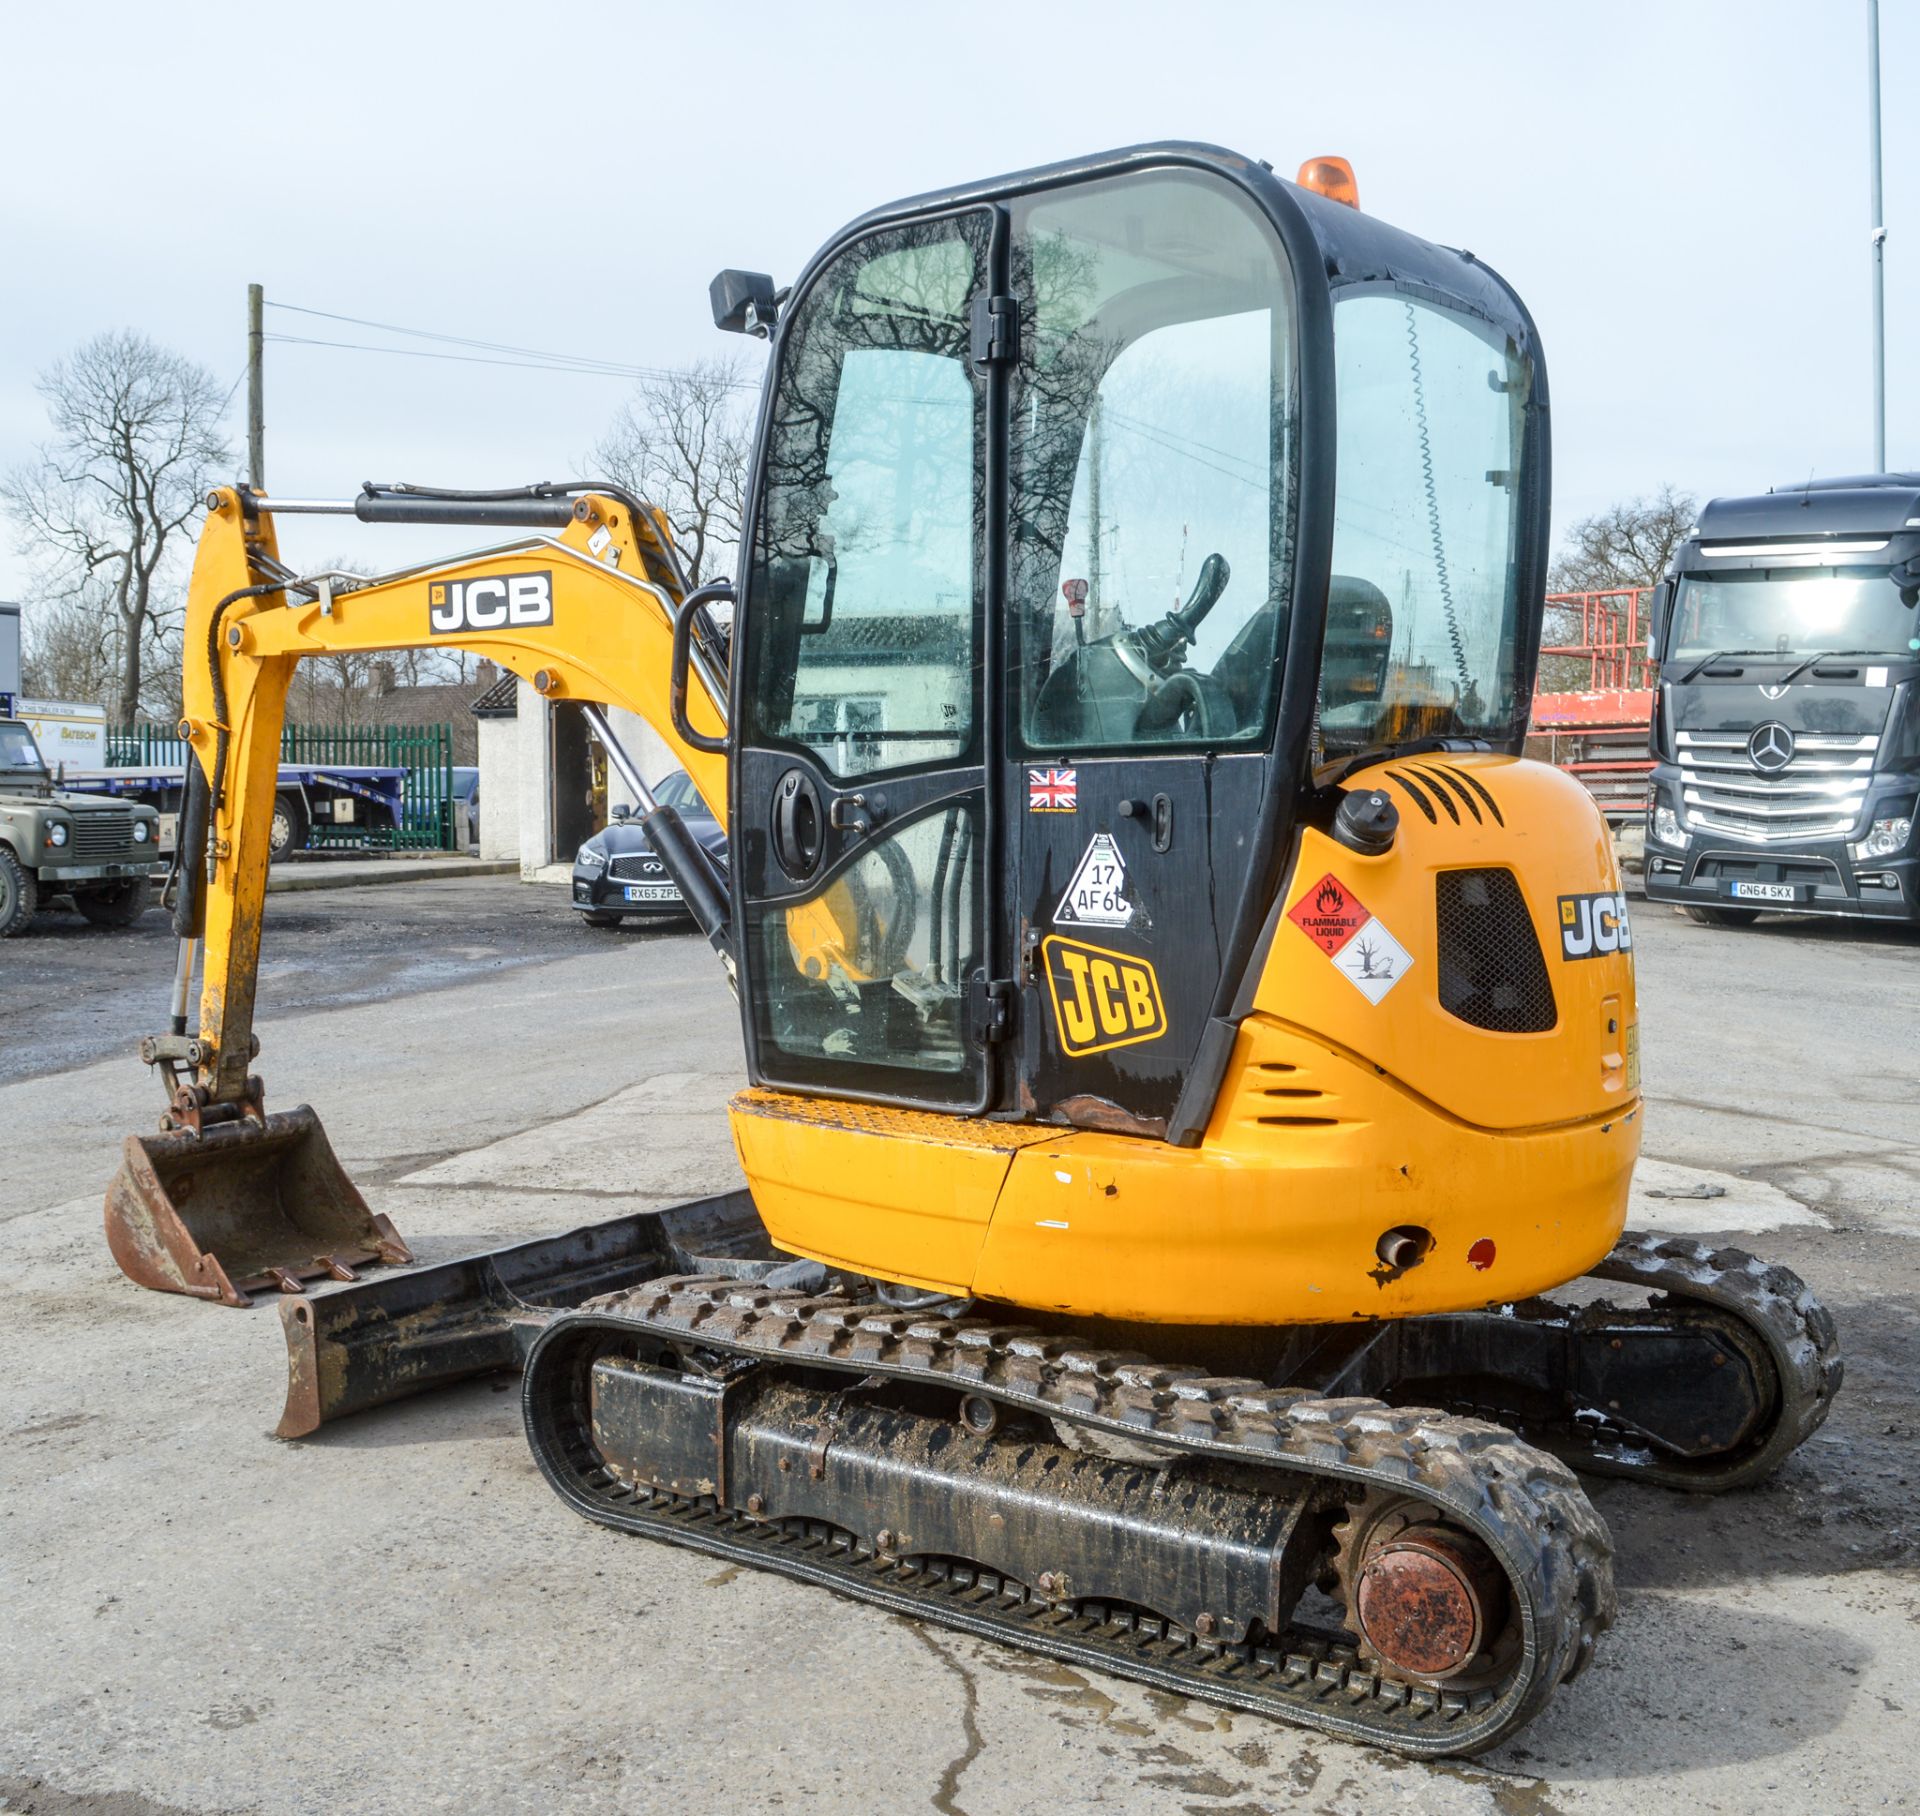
[105,481,732,1303]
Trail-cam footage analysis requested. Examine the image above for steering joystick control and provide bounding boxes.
[1333,789,1399,857]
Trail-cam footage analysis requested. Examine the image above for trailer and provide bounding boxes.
[64,762,407,861]
[1528,588,1656,821]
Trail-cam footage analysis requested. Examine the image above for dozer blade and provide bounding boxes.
[276,1188,776,1438]
[104,1105,411,1309]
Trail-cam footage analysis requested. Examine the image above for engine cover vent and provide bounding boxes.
[1436,868,1556,1034]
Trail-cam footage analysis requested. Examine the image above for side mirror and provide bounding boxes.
[1645,579,1673,659]
[711,269,779,338]
[610,803,632,823]
[1893,554,1920,610]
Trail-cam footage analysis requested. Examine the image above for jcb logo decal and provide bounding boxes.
[1042,935,1167,1057]
[428,570,554,635]
[1558,891,1632,960]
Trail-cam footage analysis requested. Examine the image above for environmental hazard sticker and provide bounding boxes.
[1287,872,1414,1004]
[1329,917,1413,1004]
[1054,831,1134,928]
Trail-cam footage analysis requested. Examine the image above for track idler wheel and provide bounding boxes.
[1333,1494,1513,1686]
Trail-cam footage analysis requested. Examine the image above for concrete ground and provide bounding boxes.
[1,877,1916,1815]
[263,855,516,894]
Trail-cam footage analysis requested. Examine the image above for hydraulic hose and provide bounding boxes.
[204,582,283,837]
[358,480,726,677]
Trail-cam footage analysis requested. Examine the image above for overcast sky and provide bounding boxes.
[1,0,1911,600]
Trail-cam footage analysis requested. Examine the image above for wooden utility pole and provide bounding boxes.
[247,283,265,490]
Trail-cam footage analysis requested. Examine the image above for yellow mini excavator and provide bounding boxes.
[105,144,1839,1757]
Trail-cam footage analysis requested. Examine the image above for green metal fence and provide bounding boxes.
[108,721,458,853]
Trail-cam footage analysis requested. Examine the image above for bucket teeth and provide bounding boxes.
[102,1104,411,1308]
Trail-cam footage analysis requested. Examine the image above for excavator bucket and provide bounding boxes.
[103,1106,411,1308]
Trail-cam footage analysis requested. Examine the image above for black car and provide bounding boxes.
[449,766,480,851]
[571,769,726,927]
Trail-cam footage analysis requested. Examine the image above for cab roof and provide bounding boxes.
[832,140,1541,369]
[1696,477,1920,542]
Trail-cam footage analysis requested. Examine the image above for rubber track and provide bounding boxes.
[1580,1232,1844,1490]
[524,1278,1617,1758]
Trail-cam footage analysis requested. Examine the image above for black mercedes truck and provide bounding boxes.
[1643,473,1920,926]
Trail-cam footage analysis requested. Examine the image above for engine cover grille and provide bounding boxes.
[1436,868,1556,1034]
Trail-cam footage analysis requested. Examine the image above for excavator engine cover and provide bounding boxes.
[104,1106,410,1307]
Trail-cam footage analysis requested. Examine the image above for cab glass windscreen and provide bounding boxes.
[1668,569,1918,662]
[1319,294,1530,757]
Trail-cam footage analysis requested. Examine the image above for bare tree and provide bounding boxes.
[281,557,474,726]
[2,331,233,724]
[20,594,122,705]
[592,357,753,586]
[1549,485,1697,594]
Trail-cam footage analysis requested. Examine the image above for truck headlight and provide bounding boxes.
[1651,804,1689,850]
[132,819,152,843]
[45,821,69,848]
[1850,816,1913,862]
[576,844,606,869]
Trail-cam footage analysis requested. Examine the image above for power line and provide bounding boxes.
[263,333,663,380]
[264,300,754,388]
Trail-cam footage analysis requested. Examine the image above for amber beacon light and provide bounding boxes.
[1296,155,1360,209]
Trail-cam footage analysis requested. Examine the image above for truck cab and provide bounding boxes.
[1643,474,1920,925]
[0,717,160,935]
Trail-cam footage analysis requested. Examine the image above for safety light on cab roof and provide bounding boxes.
[1296,156,1360,210]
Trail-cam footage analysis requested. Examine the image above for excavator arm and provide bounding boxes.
[181,483,729,1102]
[105,482,735,1304]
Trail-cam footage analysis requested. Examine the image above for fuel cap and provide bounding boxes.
[1333,788,1399,856]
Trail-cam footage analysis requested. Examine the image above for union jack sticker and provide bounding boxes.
[1028,767,1078,813]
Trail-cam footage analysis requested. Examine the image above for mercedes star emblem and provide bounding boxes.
[1747,721,1796,773]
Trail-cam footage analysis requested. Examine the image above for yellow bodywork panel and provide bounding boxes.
[971,1015,1634,1324]
[741,756,1640,1325]
[1258,756,1635,1131]
[730,1089,1058,1295]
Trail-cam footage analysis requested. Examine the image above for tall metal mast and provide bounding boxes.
[1869,0,1887,472]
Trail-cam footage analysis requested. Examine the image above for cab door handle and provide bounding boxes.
[772,770,824,881]
[829,792,887,837]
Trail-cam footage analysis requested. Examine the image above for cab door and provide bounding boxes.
[733,209,1003,1110]
[1005,169,1302,1136]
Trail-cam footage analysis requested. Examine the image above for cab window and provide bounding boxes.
[1318,293,1531,756]
[743,217,987,779]
[1010,170,1298,750]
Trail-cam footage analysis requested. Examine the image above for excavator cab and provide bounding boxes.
[726,150,1546,1148]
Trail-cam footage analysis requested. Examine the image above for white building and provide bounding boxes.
[472,677,679,880]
